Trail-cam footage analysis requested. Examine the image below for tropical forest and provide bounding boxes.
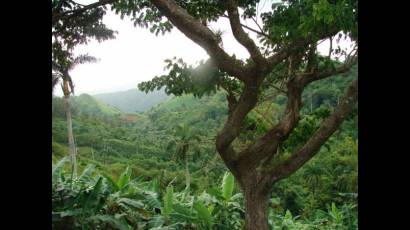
[52,0,358,229]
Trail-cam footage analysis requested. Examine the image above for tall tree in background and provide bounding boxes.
[52,0,116,177]
[52,0,358,228]
[53,55,98,178]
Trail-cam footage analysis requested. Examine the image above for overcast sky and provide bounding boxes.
[55,1,351,96]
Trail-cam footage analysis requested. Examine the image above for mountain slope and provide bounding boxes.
[52,94,122,118]
[72,94,122,116]
[94,88,171,113]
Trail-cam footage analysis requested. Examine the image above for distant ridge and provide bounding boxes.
[93,88,171,113]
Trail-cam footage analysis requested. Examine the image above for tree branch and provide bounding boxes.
[221,14,269,37]
[328,36,333,58]
[52,0,117,24]
[236,76,304,168]
[251,16,264,36]
[268,79,358,182]
[306,44,318,74]
[226,0,266,66]
[216,84,259,161]
[302,56,358,85]
[241,23,269,37]
[150,0,251,82]
[269,84,287,95]
[266,29,340,76]
[226,90,238,115]
[225,0,267,66]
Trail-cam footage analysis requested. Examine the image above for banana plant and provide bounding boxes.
[200,172,244,229]
[53,162,159,229]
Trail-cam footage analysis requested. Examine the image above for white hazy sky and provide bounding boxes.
[55,1,351,96]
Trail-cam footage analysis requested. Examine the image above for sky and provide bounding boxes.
[55,1,352,96]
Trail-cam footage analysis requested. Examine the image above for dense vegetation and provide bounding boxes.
[52,67,357,229]
[52,0,358,228]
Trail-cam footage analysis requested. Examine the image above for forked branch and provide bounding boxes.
[150,0,251,81]
[226,0,267,66]
[268,79,358,182]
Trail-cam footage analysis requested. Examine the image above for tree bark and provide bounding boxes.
[63,81,77,178]
[242,174,271,230]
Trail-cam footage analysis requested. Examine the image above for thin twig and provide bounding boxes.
[251,16,264,34]
[222,14,269,37]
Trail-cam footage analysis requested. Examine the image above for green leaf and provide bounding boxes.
[83,177,103,213]
[194,200,213,229]
[207,187,223,200]
[163,186,173,216]
[117,166,131,190]
[171,203,196,221]
[102,173,120,192]
[52,156,69,182]
[144,191,162,209]
[78,164,95,183]
[221,172,234,201]
[117,198,144,209]
[150,178,159,193]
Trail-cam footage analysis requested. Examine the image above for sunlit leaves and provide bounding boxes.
[138,58,227,98]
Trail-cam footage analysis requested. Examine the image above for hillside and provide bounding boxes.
[94,88,171,113]
[52,70,358,229]
[52,94,123,118]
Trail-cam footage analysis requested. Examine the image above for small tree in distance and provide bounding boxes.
[166,123,201,190]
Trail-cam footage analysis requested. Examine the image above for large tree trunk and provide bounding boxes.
[242,173,271,230]
[63,81,77,178]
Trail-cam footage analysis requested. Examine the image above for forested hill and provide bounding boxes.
[93,88,171,113]
[52,93,123,118]
[52,66,357,184]
[52,67,357,229]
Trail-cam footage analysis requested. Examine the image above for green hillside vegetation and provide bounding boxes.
[53,0,358,228]
[94,89,171,113]
[74,94,123,116]
[52,67,357,229]
[52,94,122,118]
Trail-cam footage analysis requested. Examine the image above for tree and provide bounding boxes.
[166,123,201,190]
[131,1,358,229]
[52,0,116,92]
[52,0,117,177]
[53,0,358,228]
[53,55,98,178]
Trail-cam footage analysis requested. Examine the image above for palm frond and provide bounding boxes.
[70,54,98,70]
